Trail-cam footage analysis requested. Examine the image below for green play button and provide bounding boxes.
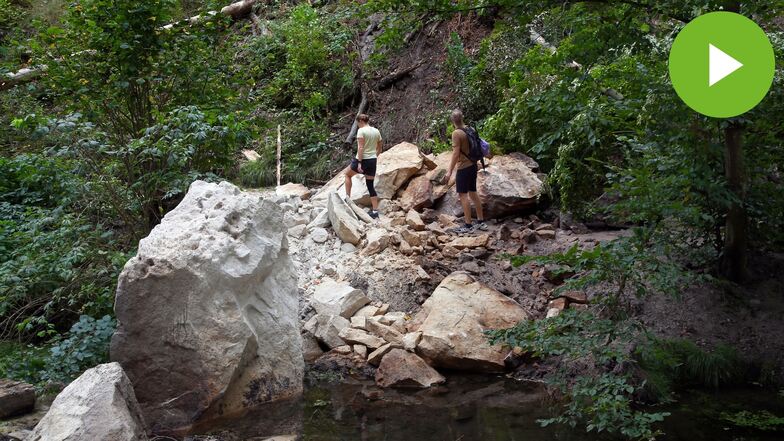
[669,12,775,118]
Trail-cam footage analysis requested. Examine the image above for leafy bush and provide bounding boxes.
[41,314,116,384]
[721,410,784,432]
[489,310,670,440]
[0,315,115,387]
[0,154,125,339]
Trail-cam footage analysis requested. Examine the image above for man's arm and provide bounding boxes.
[444,131,461,184]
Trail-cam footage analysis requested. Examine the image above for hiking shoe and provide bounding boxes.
[473,220,489,231]
[452,224,474,235]
[368,210,379,219]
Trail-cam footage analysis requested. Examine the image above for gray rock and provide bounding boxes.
[310,227,329,244]
[375,349,445,388]
[111,181,303,432]
[327,192,364,245]
[27,363,148,441]
[0,379,35,419]
[304,314,350,349]
[311,279,370,318]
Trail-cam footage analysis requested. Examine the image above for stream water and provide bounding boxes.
[191,374,784,441]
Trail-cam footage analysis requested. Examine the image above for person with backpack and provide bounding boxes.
[345,113,383,219]
[443,109,489,234]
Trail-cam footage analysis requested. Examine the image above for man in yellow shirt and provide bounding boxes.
[345,114,383,218]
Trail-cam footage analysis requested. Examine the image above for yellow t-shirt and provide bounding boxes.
[357,126,382,160]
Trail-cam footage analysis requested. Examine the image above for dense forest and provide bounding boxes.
[1,0,783,440]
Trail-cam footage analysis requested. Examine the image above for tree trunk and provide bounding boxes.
[720,122,749,282]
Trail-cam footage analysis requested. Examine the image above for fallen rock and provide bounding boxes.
[412,272,528,373]
[366,317,404,345]
[435,153,543,218]
[304,314,350,349]
[354,345,368,359]
[556,291,589,304]
[339,328,387,349]
[310,227,329,244]
[351,316,367,330]
[302,332,325,363]
[537,229,556,240]
[353,305,379,318]
[0,379,35,419]
[374,142,425,199]
[405,210,426,231]
[311,279,370,318]
[402,332,422,352]
[364,228,391,256]
[27,363,148,441]
[328,192,364,245]
[347,198,375,223]
[276,183,311,200]
[111,181,303,432]
[446,234,490,250]
[368,343,393,366]
[397,175,433,212]
[307,210,331,231]
[375,349,446,388]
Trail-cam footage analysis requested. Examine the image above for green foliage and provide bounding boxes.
[0,154,125,339]
[489,310,669,440]
[721,410,784,432]
[0,315,114,387]
[42,314,115,384]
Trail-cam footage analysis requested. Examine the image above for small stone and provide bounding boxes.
[557,291,588,304]
[548,298,568,310]
[537,229,556,240]
[288,224,307,238]
[368,343,393,366]
[339,328,386,349]
[354,345,368,359]
[402,332,422,352]
[461,261,481,274]
[311,227,329,243]
[514,217,524,223]
[366,317,404,345]
[351,316,367,330]
[340,243,357,253]
[520,228,538,243]
[406,210,426,231]
[353,305,379,318]
[377,304,390,315]
[546,308,561,318]
[333,345,352,355]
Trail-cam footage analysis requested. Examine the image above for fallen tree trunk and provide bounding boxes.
[377,61,425,90]
[1,0,260,91]
[344,88,369,145]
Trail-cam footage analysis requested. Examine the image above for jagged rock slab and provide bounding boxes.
[111,181,303,433]
[304,314,350,349]
[412,272,528,373]
[374,142,425,199]
[375,349,446,388]
[27,363,148,441]
[327,192,364,245]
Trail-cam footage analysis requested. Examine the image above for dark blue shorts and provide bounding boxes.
[350,158,377,177]
[456,163,478,194]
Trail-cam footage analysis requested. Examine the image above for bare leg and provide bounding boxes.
[345,167,356,199]
[469,192,484,221]
[459,193,472,225]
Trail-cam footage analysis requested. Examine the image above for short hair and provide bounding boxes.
[451,109,464,125]
[356,114,370,123]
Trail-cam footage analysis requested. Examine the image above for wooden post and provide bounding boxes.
[276,125,282,187]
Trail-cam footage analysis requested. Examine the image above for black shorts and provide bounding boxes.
[350,158,377,177]
[456,163,478,194]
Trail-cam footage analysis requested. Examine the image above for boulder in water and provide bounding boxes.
[375,349,446,388]
[111,181,303,433]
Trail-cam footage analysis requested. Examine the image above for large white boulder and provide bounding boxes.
[327,192,364,245]
[276,182,311,200]
[111,181,303,433]
[27,363,148,441]
[411,272,528,373]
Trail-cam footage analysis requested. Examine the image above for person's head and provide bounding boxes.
[356,114,370,128]
[451,109,465,128]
